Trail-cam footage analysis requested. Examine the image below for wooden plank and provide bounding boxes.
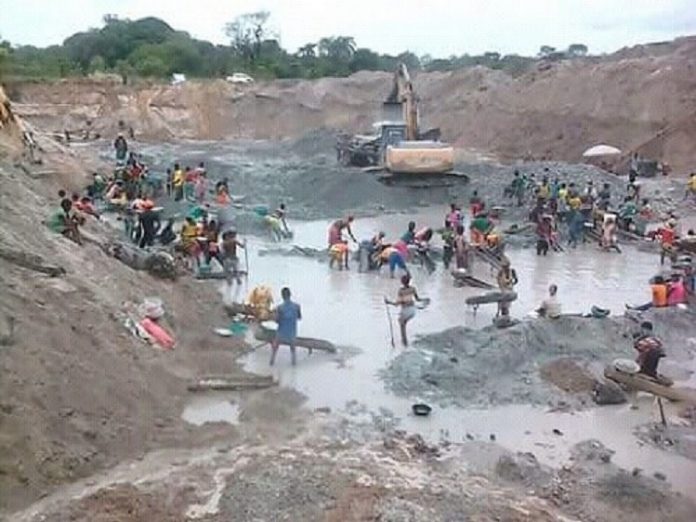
[451,269,495,289]
[188,377,276,392]
[604,366,696,405]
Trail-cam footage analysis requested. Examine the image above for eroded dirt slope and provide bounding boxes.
[0,88,298,513]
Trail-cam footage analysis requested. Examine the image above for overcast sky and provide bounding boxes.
[2,0,695,56]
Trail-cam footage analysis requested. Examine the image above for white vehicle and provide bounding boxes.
[171,73,187,85]
[225,73,254,84]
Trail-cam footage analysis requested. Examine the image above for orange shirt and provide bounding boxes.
[651,284,668,307]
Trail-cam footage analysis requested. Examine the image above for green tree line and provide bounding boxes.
[0,13,589,82]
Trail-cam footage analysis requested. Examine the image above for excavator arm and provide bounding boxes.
[388,63,419,140]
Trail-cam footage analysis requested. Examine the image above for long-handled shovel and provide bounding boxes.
[385,299,395,348]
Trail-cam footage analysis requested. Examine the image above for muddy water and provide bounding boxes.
[198,209,696,497]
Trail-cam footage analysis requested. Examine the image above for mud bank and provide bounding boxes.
[382,312,695,409]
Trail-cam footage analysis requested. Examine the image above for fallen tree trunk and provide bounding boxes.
[0,246,66,277]
[604,366,696,405]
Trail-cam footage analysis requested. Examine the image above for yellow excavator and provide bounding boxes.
[337,63,456,178]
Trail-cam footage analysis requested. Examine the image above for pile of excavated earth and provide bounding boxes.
[383,310,696,409]
[2,34,696,520]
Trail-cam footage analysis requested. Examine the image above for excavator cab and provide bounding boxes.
[375,121,408,151]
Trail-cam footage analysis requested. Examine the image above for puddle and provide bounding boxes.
[182,397,239,426]
[201,208,696,497]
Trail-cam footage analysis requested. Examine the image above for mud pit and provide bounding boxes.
[9,132,696,520]
[124,138,695,508]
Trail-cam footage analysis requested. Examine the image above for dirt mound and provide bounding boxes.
[10,35,696,172]
[382,316,636,408]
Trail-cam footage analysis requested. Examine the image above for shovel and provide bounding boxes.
[384,298,395,348]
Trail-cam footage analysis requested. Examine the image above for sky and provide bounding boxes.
[2,0,695,57]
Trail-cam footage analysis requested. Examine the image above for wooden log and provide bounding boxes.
[254,324,337,353]
[188,376,276,392]
[466,291,518,306]
[604,366,696,405]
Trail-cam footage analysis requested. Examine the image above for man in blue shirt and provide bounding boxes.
[270,287,302,366]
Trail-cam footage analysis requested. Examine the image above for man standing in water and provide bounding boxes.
[270,287,302,366]
[385,274,425,347]
[496,256,518,324]
[220,229,247,288]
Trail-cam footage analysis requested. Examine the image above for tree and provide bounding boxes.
[318,36,356,61]
[538,45,556,58]
[115,59,134,84]
[349,48,381,72]
[297,43,317,59]
[0,36,10,76]
[134,56,168,77]
[567,43,588,57]
[89,55,106,73]
[224,11,271,64]
[396,51,421,71]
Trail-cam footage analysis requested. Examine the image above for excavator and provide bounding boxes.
[336,63,459,182]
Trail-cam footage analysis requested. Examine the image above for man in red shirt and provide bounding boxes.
[658,218,677,265]
[633,321,665,378]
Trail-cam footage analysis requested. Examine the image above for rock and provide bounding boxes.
[593,380,627,405]
[552,429,563,436]
[495,452,541,483]
[632,467,642,476]
[653,471,667,481]
[489,434,496,441]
